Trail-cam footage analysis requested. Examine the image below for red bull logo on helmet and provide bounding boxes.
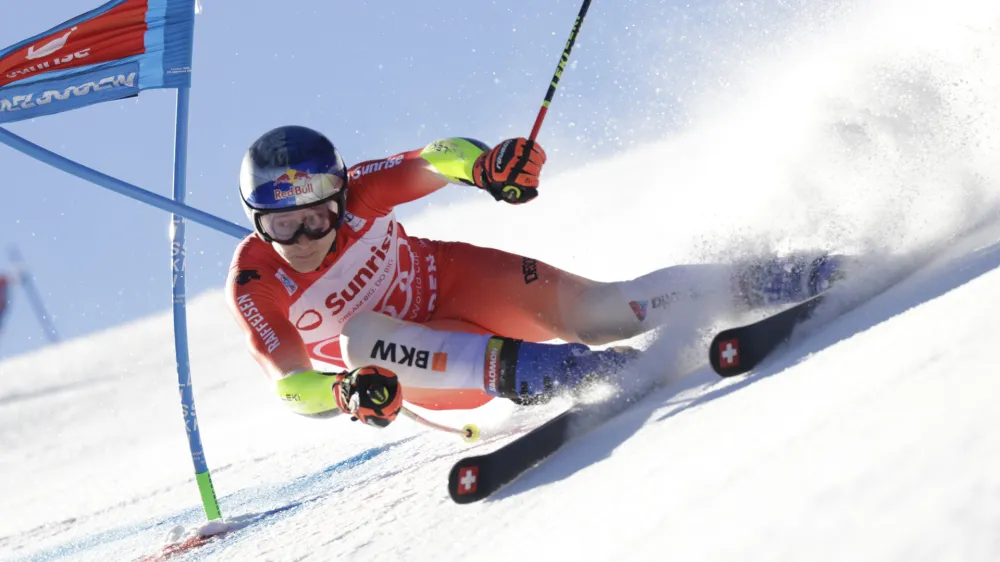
[272,168,315,200]
[263,169,343,206]
[273,184,315,200]
[273,168,312,186]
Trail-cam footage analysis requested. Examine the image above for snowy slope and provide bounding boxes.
[4,0,1000,560]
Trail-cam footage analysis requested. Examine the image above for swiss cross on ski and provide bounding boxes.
[458,466,479,494]
[708,292,832,377]
[719,339,740,367]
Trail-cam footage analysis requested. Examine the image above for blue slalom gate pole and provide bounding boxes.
[0,0,230,527]
[171,86,221,520]
[8,246,60,343]
[0,128,250,240]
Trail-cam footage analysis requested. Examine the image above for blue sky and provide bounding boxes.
[0,0,784,357]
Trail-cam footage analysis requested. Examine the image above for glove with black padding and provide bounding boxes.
[472,137,547,204]
[334,366,403,428]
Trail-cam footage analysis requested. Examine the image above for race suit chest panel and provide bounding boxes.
[287,213,438,368]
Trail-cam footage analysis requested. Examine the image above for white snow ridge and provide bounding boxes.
[3,0,1000,560]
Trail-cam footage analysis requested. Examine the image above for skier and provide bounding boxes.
[227,125,842,428]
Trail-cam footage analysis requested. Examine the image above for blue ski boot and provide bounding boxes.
[484,337,639,404]
[736,253,846,308]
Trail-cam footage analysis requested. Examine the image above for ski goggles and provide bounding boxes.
[258,200,342,245]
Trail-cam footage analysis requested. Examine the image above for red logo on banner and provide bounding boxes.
[719,339,740,367]
[0,0,149,88]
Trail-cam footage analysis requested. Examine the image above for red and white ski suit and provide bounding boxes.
[227,143,606,410]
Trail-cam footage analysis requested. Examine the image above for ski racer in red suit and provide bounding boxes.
[227,126,844,427]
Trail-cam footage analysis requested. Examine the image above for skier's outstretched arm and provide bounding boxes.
[423,137,547,204]
[354,137,547,214]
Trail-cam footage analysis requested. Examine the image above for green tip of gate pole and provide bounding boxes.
[196,471,222,520]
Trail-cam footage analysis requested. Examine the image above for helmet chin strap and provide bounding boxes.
[324,188,347,257]
[326,229,339,256]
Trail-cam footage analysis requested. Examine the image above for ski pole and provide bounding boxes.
[401,406,481,443]
[528,0,593,142]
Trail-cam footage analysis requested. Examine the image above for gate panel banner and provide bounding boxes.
[0,0,194,123]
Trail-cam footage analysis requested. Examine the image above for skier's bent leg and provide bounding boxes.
[566,252,848,344]
[340,312,637,407]
[340,312,493,410]
[429,242,784,347]
[431,242,847,348]
[430,241,697,345]
[564,263,737,345]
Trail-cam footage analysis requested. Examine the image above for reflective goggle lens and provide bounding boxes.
[259,200,340,244]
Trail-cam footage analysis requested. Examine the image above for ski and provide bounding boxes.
[448,382,652,503]
[709,293,827,377]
